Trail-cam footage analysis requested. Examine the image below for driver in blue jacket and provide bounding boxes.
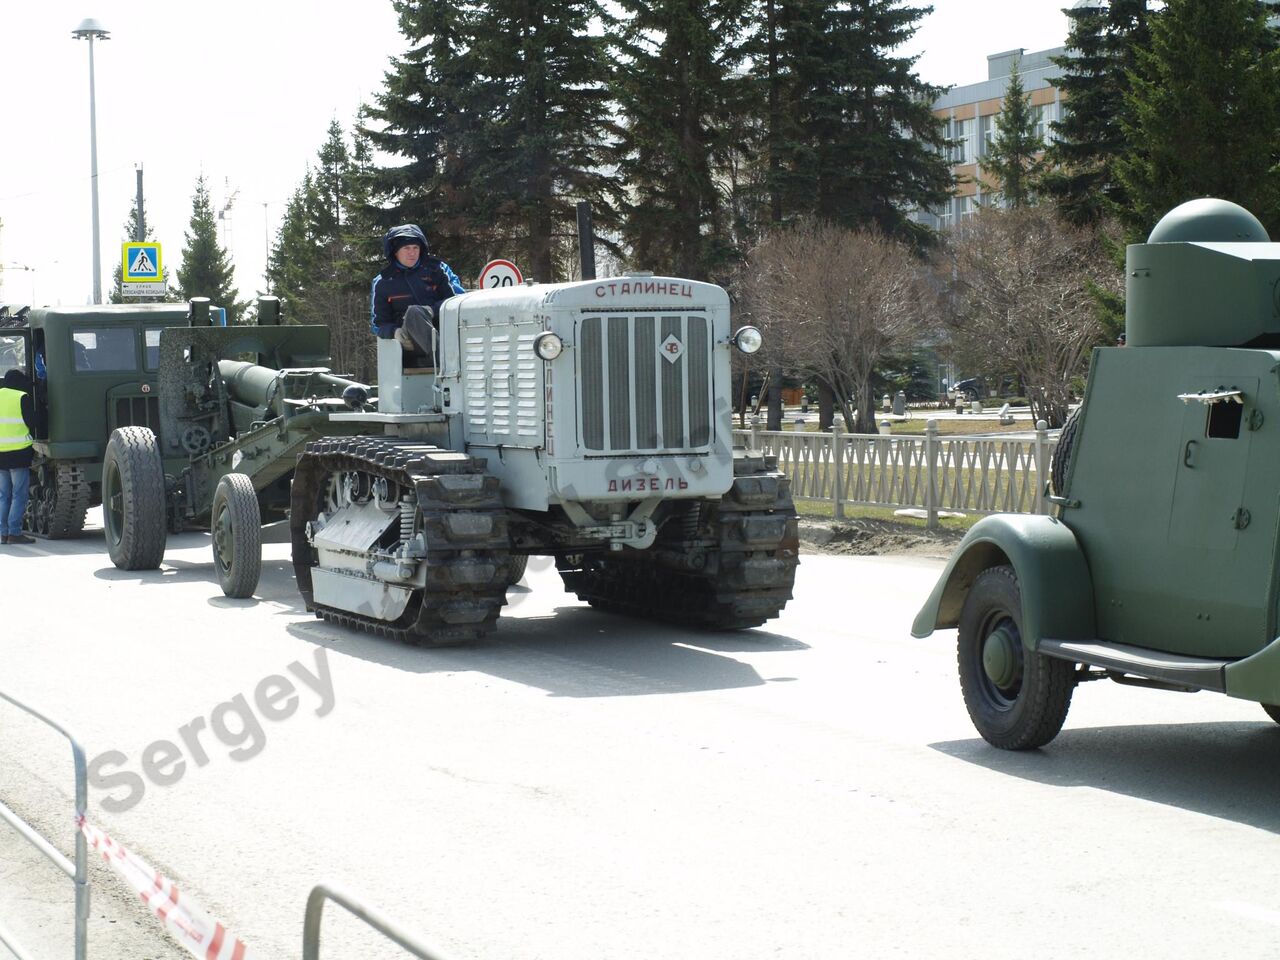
[370,225,465,355]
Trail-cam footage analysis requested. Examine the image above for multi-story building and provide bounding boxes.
[913,46,1065,231]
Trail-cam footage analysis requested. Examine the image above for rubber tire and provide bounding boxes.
[1050,407,1081,497]
[211,473,262,599]
[1262,703,1280,725]
[506,553,529,586]
[102,427,168,570]
[957,565,1075,750]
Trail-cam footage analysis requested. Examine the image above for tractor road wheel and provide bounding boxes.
[102,427,168,570]
[211,473,262,599]
[505,554,529,586]
[957,565,1075,750]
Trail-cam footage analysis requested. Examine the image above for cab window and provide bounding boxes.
[144,328,163,370]
[0,334,25,377]
[72,328,138,372]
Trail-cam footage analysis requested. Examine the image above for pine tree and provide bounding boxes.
[363,0,620,282]
[1042,0,1152,225]
[1113,0,1280,240]
[268,122,380,382]
[265,173,321,308]
[747,0,951,247]
[611,0,753,281]
[360,0,490,276]
[175,176,242,322]
[982,60,1045,208]
[465,0,622,281]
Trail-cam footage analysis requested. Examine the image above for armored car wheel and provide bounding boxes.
[102,427,168,571]
[957,565,1075,750]
[211,473,262,599]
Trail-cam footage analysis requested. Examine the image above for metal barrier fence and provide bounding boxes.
[734,418,1058,529]
[0,689,89,960]
[303,883,453,960]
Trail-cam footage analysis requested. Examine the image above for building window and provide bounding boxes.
[958,196,978,220]
[1034,103,1056,144]
[953,117,976,164]
[979,114,998,158]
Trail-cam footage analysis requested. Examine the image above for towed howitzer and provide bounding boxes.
[217,359,370,427]
[101,302,372,597]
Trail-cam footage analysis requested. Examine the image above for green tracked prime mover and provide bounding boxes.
[5,278,799,646]
[914,198,1280,749]
[0,297,372,595]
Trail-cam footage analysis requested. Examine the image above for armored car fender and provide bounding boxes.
[911,513,1096,647]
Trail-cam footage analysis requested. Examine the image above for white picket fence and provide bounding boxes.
[732,418,1058,528]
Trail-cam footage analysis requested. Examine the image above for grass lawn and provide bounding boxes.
[795,501,983,531]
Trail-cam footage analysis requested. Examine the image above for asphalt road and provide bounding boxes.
[3,517,1280,959]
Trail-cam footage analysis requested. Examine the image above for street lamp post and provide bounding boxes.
[72,18,109,305]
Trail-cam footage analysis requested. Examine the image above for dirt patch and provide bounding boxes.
[799,517,965,559]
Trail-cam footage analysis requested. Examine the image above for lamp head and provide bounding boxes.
[72,18,110,40]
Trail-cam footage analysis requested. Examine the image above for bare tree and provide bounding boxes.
[739,221,926,433]
[944,206,1120,428]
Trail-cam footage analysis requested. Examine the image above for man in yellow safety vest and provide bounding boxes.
[0,368,35,546]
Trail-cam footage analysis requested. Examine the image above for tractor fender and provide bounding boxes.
[910,514,1096,649]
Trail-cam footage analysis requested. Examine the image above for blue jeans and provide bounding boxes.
[0,467,30,536]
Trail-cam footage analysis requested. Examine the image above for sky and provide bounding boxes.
[0,0,1071,309]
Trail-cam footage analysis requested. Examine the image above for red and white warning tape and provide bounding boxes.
[79,818,258,960]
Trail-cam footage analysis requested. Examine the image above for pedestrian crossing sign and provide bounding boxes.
[122,242,163,282]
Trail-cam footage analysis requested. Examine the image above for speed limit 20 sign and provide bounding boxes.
[478,259,524,289]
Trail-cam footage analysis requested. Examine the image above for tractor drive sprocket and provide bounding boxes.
[290,437,511,647]
[26,460,92,539]
[559,453,800,630]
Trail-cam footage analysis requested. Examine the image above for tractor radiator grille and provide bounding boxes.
[461,327,541,444]
[578,314,712,452]
[113,395,161,436]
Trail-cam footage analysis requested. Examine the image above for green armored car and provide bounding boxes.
[914,198,1280,749]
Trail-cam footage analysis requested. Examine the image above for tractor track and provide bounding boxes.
[290,437,511,647]
[558,453,800,630]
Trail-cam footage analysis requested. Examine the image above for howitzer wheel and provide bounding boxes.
[25,460,91,539]
[290,437,511,647]
[957,565,1075,750]
[102,426,168,571]
[558,453,800,630]
[212,473,262,599]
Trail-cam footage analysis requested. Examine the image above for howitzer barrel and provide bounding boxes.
[218,359,366,416]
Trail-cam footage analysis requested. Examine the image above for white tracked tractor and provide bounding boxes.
[289,276,799,646]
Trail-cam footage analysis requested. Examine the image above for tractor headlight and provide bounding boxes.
[732,326,763,354]
[533,332,564,361]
